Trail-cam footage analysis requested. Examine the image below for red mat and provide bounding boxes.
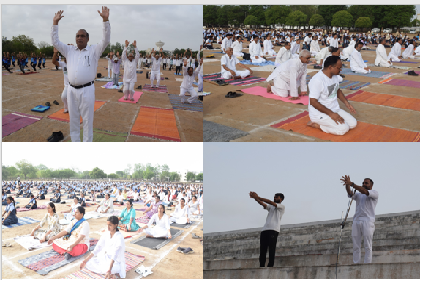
[346,90,419,111]
[118,91,143,103]
[48,101,106,123]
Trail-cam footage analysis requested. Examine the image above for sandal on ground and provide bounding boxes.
[225,91,242,98]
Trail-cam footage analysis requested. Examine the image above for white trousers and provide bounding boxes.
[198,74,203,92]
[313,109,357,136]
[351,67,371,74]
[169,216,188,224]
[271,76,297,98]
[311,51,319,57]
[265,50,277,56]
[67,84,95,142]
[86,251,126,278]
[180,86,198,103]
[251,57,266,63]
[123,82,136,99]
[352,220,375,263]
[145,226,168,238]
[376,58,392,67]
[403,55,415,59]
[388,53,400,62]
[107,62,112,78]
[61,85,69,111]
[221,70,250,79]
[233,51,244,57]
[292,54,299,59]
[150,71,161,87]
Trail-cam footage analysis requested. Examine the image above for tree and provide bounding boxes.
[36,164,49,171]
[159,164,170,181]
[204,5,219,26]
[90,167,107,179]
[11,35,38,54]
[355,17,373,31]
[195,173,203,182]
[285,10,308,28]
[309,14,325,27]
[265,5,291,27]
[244,15,259,26]
[15,159,36,179]
[186,171,196,182]
[227,5,248,26]
[381,5,416,31]
[216,5,229,26]
[318,5,348,27]
[411,19,420,27]
[331,10,353,28]
[248,5,267,25]
[108,173,118,179]
[169,172,180,182]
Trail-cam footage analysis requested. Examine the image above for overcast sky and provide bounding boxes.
[1,5,202,51]
[204,143,420,234]
[2,142,203,175]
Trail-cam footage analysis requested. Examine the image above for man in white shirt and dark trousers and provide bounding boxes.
[250,191,285,268]
[51,7,110,142]
[341,175,378,264]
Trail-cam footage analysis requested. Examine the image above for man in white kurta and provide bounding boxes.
[375,38,392,67]
[263,34,277,56]
[350,42,371,74]
[51,8,110,142]
[122,41,140,101]
[402,41,415,59]
[310,36,320,56]
[388,39,403,62]
[341,176,379,264]
[231,37,244,57]
[249,36,266,63]
[266,50,310,100]
[341,37,356,60]
[221,48,252,79]
[275,42,291,65]
[221,34,233,54]
[290,38,301,58]
[144,212,171,238]
[414,43,420,56]
[308,56,357,136]
[315,46,333,66]
[197,48,203,92]
[180,59,201,104]
[150,48,162,88]
[330,34,339,48]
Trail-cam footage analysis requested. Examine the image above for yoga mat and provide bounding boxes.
[174,72,182,76]
[2,217,40,229]
[250,66,276,72]
[130,106,181,142]
[203,58,220,63]
[18,71,39,75]
[204,72,266,86]
[16,205,47,212]
[64,251,145,279]
[14,235,52,251]
[135,208,146,212]
[346,90,420,111]
[239,60,275,66]
[2,112,42,138]
[135,216,150,224]
[339,68,395,78]
[203,120,249,142]
[392,60,420,64]
[48,101,106,123]
[81,128,128,142]
[168,94,203,112]
[95,77,112,82]
[18,239,98,275]
[130,228,183,250]
[380,78,420,89]
[118,91,143,103]
[240,86,309,105]
[305,75,370,90]
[142,84,168,93]
[101,82,123,89]
[404,71,420,75]
[170,222,196,229]
[271,111,420,142]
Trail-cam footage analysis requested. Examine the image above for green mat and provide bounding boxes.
[68,129,128,142]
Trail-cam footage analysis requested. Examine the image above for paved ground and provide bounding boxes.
[203,43,420,142]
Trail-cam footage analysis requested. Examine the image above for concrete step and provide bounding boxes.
[203,262,420,279]
[204,249,420,270]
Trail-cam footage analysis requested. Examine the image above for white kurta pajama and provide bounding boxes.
[86,231,126,278]
[290,42,301,58]
[350,49,371,74]
[275,47,291,65]
[402,44,415,59]
[150,56,162,87]
[249,41,266,63]
[310,40,320,56]
[315,47,331,65]
[145,213,170,238]
[231,40,244,57]
[51,21,111,142]
[58,61,69,112]
[375,44,392,67]
[349,190,379,264]
[169,204,189,224]
[122,47,140,100]
[415,46,420,56]
[180,66,200,103]
[308,70,357,135]
[107,56,113,78]
[220,54,250,79]
[97,198,114,213]
[263,40,277,56]
[341,40,356,60]
[389,42,402,62]
[267,58,307,98]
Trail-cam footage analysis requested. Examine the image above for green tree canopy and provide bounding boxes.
[381,5,416,31]
[248,5,266,25]
[169,172,180,182]
[285,10,308,28]
[108,173,118,179]
[355,17,373,29]
[195,173,203,182]
[116,171,125,178]
[90,167,107,179]
[331,10,353,28]
[15,160,37,179]
[244,15,259,26]
[309,14,325,27]
[318,5,348,27]
[265,5,291,26]
[186,171,196,182]
[204,5,219,26]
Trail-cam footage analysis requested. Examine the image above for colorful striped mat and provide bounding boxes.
[204,73,266,86]
[306,75,370,90]
[346,90,420,111]
[130,106,181,142]
[69,128,127,142]
[379,78,420,88]
[101,82,123,89]
[168,94,203,112]
[271,111,420,142]
[239,60,275,66]
[2,217,40,229]
[2,112,43,138]
[135,216,150,224]
[64,251,145,279]
[142,84,168,93]
[48,101,106,123]
[339,68,396,79]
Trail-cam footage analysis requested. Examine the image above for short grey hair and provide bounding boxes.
[299,49,311,58]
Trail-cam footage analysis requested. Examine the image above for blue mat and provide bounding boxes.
[174,72,182,76]
[31,105,50,113]
[240,60,275,67]
[347,60,368,63]
[168,94,203,112]
[339,68,393,78]
[2,217,40,229]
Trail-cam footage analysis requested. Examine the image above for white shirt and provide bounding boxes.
[275,47,291,64]
[148,213,170,230]
[267,58,307,98]
[350,190,379,222]
[51,21,111,86]
[375,44,390,65]
[263,39,274,54]
[249,41,263,57]
[221,54,239,73]
[390,42,402,58]
[59,61,69,86]
[310,40,320,54]
[308,70,341,121]
[403,44,414,58]
[331,38,339,48]
[262,203,285,232]
[151,56,162,72]
[172,204,189,218]
[231,40,243,54]
[290,41,300,55]
[181,66,200,89]
[350,48,367,71]
[122,47,139,82]
[92,231,126,278]
[221,37,232,52]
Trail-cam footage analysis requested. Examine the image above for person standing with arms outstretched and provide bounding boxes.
[249,191,285,267]
[122,40,140,101]
[51,7,110,142]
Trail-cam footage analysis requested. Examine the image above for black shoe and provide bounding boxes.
[314,65,322,69]
[198,96,203,101]
[48,131,64,142]
[408,70,418,76]
[118,89,123,93]
[45,102,51,106]
[340,74,345,78]
[53,100,59,105]
[64,253,72,260]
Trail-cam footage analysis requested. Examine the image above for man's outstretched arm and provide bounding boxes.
[96,6,111,56]
[250,192,267,209]
[51,10,69,58]
[250,192,276,207]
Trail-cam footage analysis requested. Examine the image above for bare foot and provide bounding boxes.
[307,121,320,129]
[289,97,300,101]
[146,235,153,238]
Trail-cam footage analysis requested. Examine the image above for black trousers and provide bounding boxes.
[31,63,37,71]
[163,63,166,70]
[42,62,45,68]
[259,230,279,267]
[175,65,180,75]
[37,62,42,69]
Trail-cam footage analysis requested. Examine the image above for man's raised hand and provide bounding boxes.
[125,40,129,47]
[340,175,352,186]
[98,6,109,22]
[53,10,64,25]
[53,47,59,53]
